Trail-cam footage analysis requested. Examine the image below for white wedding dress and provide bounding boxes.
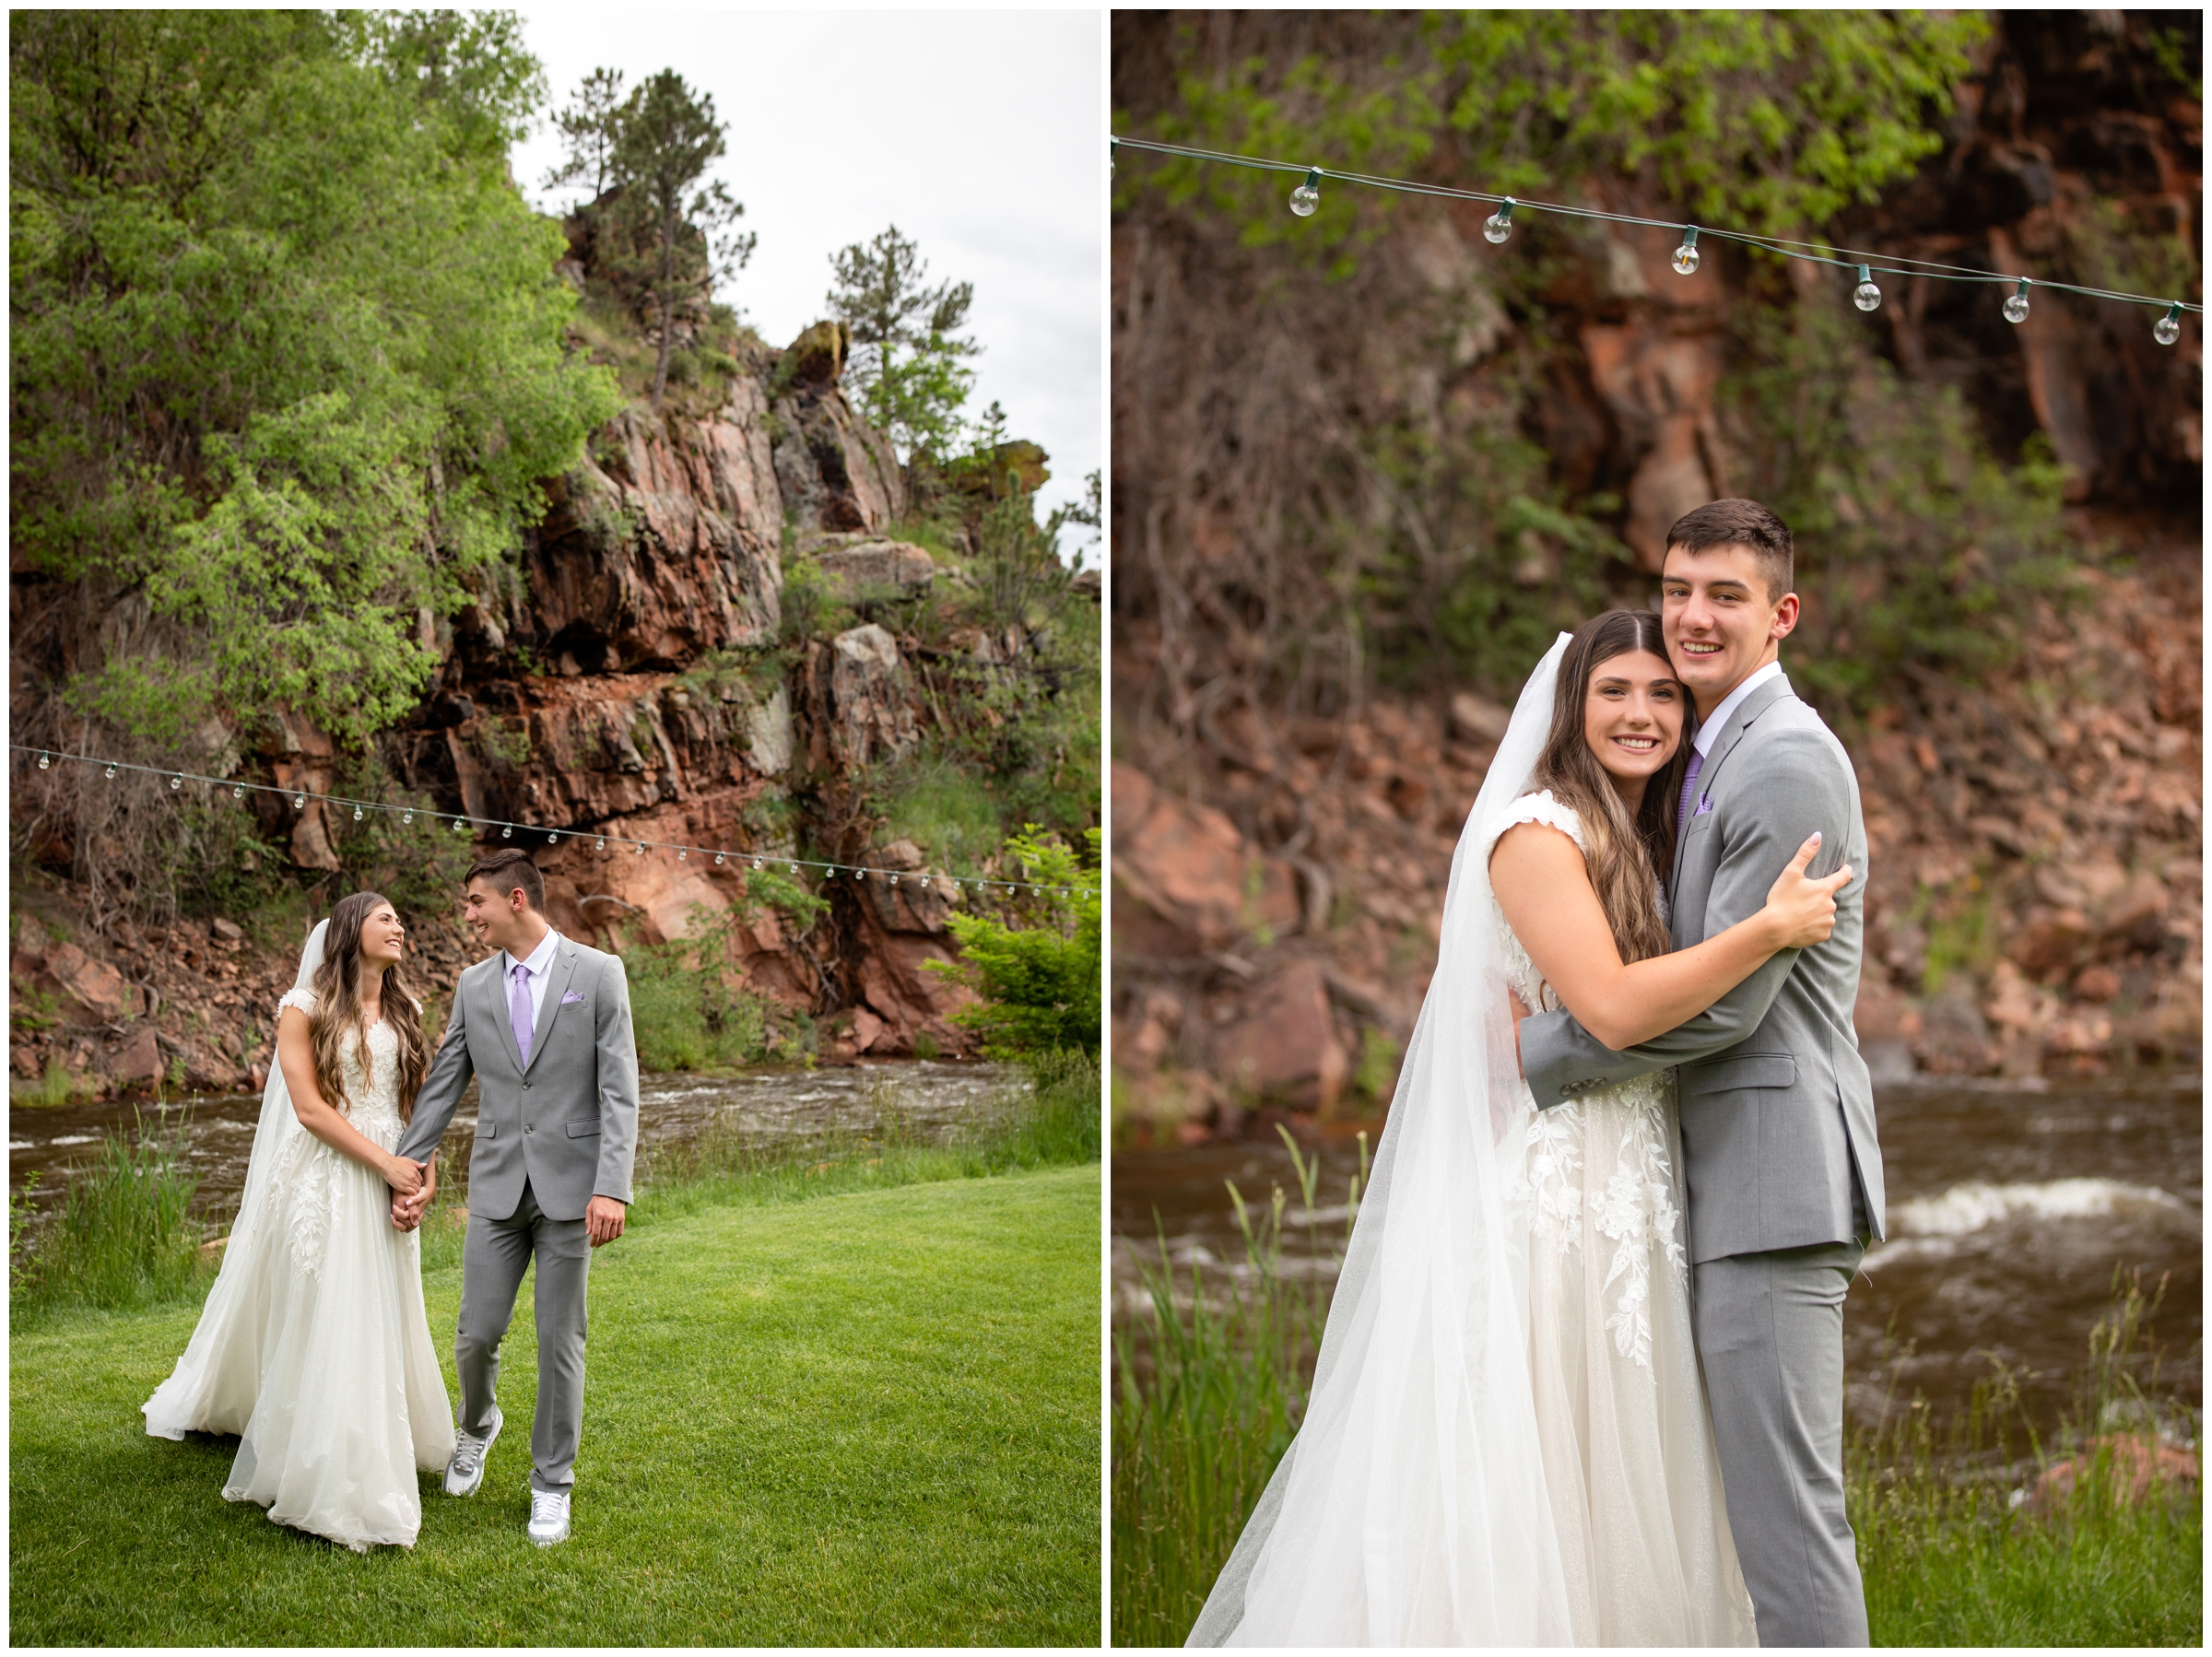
[1188,635,1755,1647]
[144,922,455,1551]
[1486,792,1758,1646]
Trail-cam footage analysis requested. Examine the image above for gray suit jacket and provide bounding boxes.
[1521,672,1885,1263]
[397,933,641,1223]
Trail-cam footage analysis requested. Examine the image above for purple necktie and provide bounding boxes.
[1677,747,1705,838]
[510,961,534,1068]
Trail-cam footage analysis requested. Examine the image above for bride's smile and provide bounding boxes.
[1584,649,1685,809]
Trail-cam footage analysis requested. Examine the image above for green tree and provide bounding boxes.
[10,9,620,748]
[928,828,1101,1058]
[603,69,754,407]
[827,225,979,464]
[543,65,627,202]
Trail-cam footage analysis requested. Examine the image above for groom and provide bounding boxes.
[390,848,640,1547]
[1518,499,1885,1646]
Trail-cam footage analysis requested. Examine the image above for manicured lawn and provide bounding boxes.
[13,1165,1100,1646]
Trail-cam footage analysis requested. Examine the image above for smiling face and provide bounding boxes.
[1581,649,1686,805]
[462,876,531,956]
[357,902,406,970]
[1661,541,1800,711]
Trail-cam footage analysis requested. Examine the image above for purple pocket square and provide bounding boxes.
[561,989,586,1004]
[1694,795,1716,817]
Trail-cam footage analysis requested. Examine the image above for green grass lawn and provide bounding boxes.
[13,1164,1100,1646]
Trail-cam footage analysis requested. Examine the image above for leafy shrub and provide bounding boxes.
[928,828,1101,1058]
[13,1121,211,1315]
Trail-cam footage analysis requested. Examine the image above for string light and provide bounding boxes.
[1853,264,1881,312]
[402,809,414,825]
[1120,135,2204,329]
[15,747,1095,897]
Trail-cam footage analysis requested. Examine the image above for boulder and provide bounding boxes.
[829,624,917,769]
[2027,1434,2198,1513]
[14,913,51,966]
[782,320,849,386]
[1110,763,1300,954]
[48,943,131,1023]
[101,1025,162,1086]
[1212,960,1350,1111]
[814,538,937,601]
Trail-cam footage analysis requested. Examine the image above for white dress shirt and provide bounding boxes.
[502,926,563,1029]
[1693,659,1785,758]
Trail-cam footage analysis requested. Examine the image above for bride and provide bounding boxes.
[144,891,456,1551]
[1188,610,1849,1645]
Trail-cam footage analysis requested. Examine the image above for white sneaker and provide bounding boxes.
[444,1406,501,1497]
[527,1486,571,1546]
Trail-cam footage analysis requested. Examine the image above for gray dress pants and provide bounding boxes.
[456,1180,591,1494]
[1693,1238,1870,1648]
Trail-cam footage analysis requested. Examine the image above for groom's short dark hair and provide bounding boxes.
[466,849,545,912]
[1665,499,1794,601]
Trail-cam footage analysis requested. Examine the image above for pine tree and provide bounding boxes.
[827,225,978,464]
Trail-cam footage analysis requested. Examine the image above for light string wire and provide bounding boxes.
[1112,135,2204,321]
[10,746,1085,899]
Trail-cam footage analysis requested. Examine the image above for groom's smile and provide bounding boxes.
[1661,539,1800,714]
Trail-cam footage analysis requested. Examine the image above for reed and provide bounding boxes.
[1112,1186,2199,1649]
[11,1115,212,1316]
[1111,1127,1362,1648]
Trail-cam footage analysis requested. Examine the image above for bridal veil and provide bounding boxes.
[1188,633,1577,1647]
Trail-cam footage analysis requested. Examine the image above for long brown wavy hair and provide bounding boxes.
[308,891,428,1122]
[1528,609,1697,965]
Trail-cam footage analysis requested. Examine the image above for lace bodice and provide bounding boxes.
[1487,791,1685,1370]
[276,990,405,1134]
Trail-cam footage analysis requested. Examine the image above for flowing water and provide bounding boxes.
[1112,1071,2202,1436]
[11,1060,1027,1239]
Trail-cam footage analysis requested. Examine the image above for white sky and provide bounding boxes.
[508,7,1103,547]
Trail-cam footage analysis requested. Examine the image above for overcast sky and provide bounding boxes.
[509,8,1102,548]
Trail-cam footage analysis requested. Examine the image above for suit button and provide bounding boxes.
[524,1081,531,1089]
[525,1124,533,1134]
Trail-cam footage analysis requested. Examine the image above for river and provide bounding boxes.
[11,1060,1029,1238]
[1112,1070,2201,1437]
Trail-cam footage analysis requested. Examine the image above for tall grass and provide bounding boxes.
[1112,1174,2200,1649]
[1111,1128,1363,1648]
[10,1117,213,1318]
[1853,1272,2202,1646]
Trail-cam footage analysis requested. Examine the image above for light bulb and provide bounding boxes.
[594,836,606,851]
[919,877,930,889]
[2155,303,2182,346]
[37,753,50,770]
[547,832,559,845]
[636,841,647,854]
[1288,168,1321,217]
[352,805,364,822]
[789,864,800,876]
[1672,227,1700,276]
[889,874,900,886]
[752,858,762,870]
[678,848,688,861]
[453,817,467,833]
[2003,279,2030,325]
[714,852,725,865]
[293,792,304,808]
[1483,198,1514,244]
[171,774,182,790]
[500,824,512,840]
[854,868,865,881]
[233,784,244,800]
[105,765,118,780]
[402,809,414,825]
[1853,265,1880,312]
